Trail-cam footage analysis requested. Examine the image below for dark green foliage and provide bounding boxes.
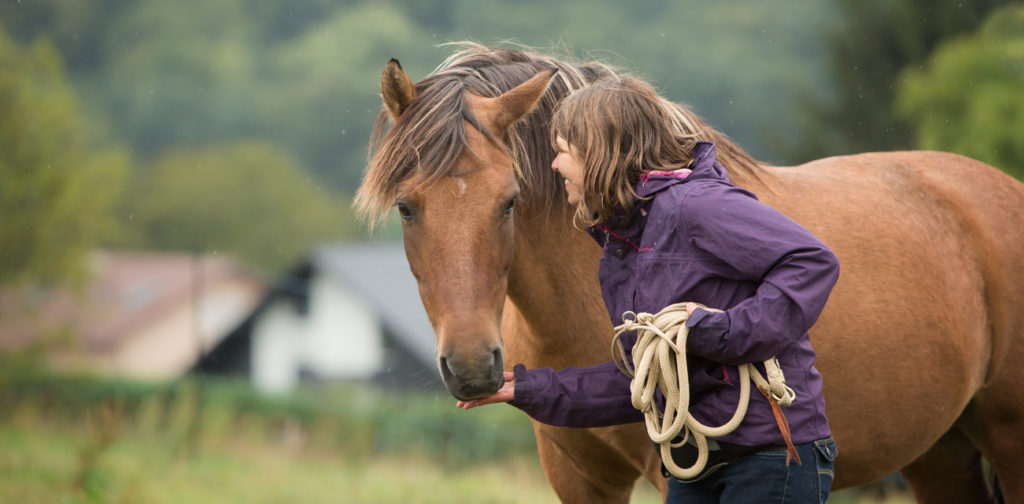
[115,141,357,270]
[1,0,443,191]
[1,0,837,192]
[0,26,128,285]
[790,0,1014,161]
[895,5,1024,180]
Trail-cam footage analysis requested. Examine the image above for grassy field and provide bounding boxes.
[0,358,911,503]
[0,411,911,504]
[0,403,912,504]
[0,410,580,504]
[0,391,663,503]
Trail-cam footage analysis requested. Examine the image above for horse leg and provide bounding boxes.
[968,419,1024,504]
[533,423,666,503]
[957,383,1024,503]
[899,427,995,504]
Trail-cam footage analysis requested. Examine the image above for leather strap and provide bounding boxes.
[759,385,802,466]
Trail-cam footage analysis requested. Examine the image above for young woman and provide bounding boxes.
[458,76,840,503]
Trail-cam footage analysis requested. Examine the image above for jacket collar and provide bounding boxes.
[585,142,728,244]
[635,141,728,197]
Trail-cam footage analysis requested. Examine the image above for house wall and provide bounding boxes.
[252,299,302,393]
[251,272,382,394]
[111,281,261,379]
[110,303,195,379]
[301,273,382,379]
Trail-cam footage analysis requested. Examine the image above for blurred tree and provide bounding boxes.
[97,0,265,156]
[10,0,443,192]
[0,0,135,73]
[1,0,836,190]
[447,0,836,165]
[406,0,457,31]
[895,5,1024,180]
[118,141,356,270]
[790,0,1013,162]
[260,2,443,190]
[0,27,128,285]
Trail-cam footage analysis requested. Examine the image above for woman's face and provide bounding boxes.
[552,135,585,206]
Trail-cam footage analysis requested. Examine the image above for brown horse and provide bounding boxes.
[357,43,1024,503]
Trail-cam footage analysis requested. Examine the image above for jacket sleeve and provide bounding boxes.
[682,185,840,365]
[507,361,645,427]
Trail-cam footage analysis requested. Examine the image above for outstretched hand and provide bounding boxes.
[456,371,515,410]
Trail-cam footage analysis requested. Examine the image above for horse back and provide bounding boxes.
[776,150,1024,384]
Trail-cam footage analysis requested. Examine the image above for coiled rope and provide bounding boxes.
[611,302,798,480]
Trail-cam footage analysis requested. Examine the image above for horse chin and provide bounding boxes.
[447,385,499,402]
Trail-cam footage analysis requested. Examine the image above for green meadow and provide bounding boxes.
[0,357,908,503]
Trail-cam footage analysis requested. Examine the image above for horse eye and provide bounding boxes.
[396,202,414,221]
[503,198,515,216]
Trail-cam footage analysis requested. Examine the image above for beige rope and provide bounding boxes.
[611,302,795,480]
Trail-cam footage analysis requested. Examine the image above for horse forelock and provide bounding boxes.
[358,77,468,222]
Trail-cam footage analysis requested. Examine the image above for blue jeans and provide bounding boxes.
[666,437,838,503]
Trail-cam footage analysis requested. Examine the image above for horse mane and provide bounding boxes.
[356,42,763,224]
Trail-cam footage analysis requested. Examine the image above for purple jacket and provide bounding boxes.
[509,142,839,446]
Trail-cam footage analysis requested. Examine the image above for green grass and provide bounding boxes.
[0,361,663,504]
[0,403,668,504]
[0,403,913,504]
[0,356,910,503]
[0,411,550,503]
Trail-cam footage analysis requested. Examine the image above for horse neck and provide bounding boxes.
[504,211,612,368]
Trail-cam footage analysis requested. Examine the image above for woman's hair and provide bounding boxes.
[550,76,702,228]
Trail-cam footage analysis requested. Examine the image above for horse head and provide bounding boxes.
[360,57,558,400]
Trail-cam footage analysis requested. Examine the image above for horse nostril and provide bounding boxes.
[439,356,454,380]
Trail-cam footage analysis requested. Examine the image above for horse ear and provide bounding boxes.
[381,58,418,121]
[479,68,558,135]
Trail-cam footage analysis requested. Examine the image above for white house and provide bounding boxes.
[197,242,440,394]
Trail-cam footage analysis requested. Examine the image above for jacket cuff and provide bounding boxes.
[685,307,730,358]
[509,363,534,409]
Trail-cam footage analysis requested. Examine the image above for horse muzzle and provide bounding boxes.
[438,347,505,401]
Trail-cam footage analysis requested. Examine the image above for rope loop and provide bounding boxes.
[610,302,796,480]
